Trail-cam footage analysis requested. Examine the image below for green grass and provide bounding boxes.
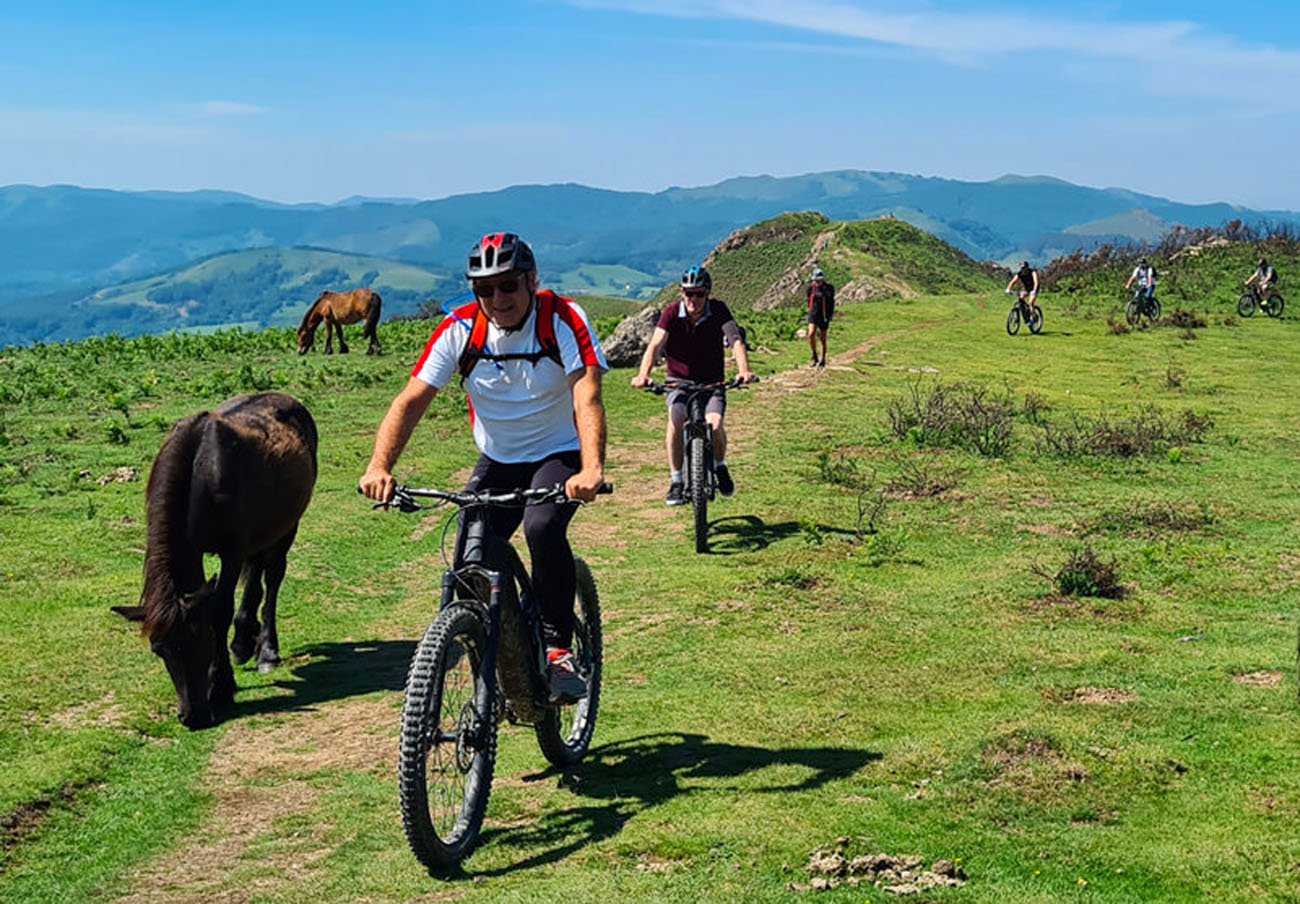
[3,291,1300,902]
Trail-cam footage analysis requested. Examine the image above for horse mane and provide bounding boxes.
[140,412,209,639]
[297,292,330,333]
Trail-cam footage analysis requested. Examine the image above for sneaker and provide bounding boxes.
[665,481,686,506]
[546,649,588,702]
[810,353,820,367]
[715,464,735,497]
[817,357,827,369]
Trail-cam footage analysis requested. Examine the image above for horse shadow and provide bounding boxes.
[232,639,415,718]
[707,515,857,554]
[469,732,881,877]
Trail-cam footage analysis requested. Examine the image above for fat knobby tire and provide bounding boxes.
[534,558,603,766]
[1006,306,1021,335]
[690,434,709,553]
[399,604,496,871]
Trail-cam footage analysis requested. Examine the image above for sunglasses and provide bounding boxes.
[472,277,520,299]
[684,289,707,298]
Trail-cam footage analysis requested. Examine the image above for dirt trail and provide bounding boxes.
[114,315,949,901]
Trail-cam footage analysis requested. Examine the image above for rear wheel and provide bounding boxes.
[690,433,708,553]
[535,558,602,766]
[1238,292,1257,317]
[1266,293,1285,318]
[1148,298,1162,323]
[1028,305,1044,334]
[399,605,496,871]
[1006,306,1021,336]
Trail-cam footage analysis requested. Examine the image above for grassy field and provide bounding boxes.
[1,291,1299,902]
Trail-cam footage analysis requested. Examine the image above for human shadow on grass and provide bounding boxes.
[231,639,414,718]
[470,731,881,877]
[707,514,857,554]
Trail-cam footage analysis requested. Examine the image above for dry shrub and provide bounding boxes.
[1085,499,1215,536]
[1165,363,1186,390]
[1034,545,1126,599]
[1161,309,1207,329]
[1107,316,1131,335]
[1035,405,1212,458]
[886,379,1015,457]
[885,452,964,499]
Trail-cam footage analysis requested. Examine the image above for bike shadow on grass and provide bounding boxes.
[706,514,857,554]
[231,639,415,719]
[470,731,881,877]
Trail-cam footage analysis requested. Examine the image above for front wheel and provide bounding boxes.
[689,433,709,553]
[1028,305,1044,334]
[1238,293,1257,318]
[1125,299,1140,326]
[1266,293,1285,318]
[1006,306,1021,336]
[535,558,602,766]
[399,604,497,871]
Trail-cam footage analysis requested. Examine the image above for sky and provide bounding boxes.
[2,0,1298,208]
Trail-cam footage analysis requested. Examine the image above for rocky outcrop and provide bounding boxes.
[601,305,660,367]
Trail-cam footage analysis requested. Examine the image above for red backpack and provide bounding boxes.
[456,290,564,382]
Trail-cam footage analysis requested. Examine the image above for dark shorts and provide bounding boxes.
[807,312,832,329]
[667,386,726,422]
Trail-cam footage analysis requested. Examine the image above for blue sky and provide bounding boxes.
[2,0,1298,208]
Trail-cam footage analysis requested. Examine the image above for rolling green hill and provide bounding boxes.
[653,212,1000,310]
[1,248,454,346]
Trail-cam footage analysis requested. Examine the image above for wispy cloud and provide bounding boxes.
[557,0,1300,102]
[201,100,266,117]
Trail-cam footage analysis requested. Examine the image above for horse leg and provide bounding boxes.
[366,297,382,355]
[231,560,264,665]
[323,313,335,354]
[256,527,298,674]
[209,555,242,713]
[335,317,349,355]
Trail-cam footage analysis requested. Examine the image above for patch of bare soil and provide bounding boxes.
[1234,671,1284,687]
[980,729,1089,796]
[115,695,398,903]
[1050,686,1138,705]
[1018,523,1074,538]
[789,836,966,895]
[46,692,131,730]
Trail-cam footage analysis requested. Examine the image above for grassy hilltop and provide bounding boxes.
[1,234,1299,902]
[654,212,999,310]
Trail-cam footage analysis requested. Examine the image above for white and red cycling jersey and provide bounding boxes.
[412,294,607,463]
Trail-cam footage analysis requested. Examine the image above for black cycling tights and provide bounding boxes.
[457,450,580,650]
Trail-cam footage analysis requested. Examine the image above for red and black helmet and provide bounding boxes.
[467,232,536,279]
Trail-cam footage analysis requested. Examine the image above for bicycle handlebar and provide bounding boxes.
[640,377,755,396]
[367,482,613,513]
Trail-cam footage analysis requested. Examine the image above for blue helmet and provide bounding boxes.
[681,265,712,291]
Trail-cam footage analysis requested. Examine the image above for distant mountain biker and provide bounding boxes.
[630,265,757,506]
[1245,257,1279,304]
[359,232,608,701]
[1006,261,1040,318]
[1125,258,1158,301]
[805,267,836,368]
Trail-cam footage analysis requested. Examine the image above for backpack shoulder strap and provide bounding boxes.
[456,306,492,381]
[534,291,563,368]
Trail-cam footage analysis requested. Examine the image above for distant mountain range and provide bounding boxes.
[2,172,1296,344]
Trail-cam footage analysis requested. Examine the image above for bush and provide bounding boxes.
[1165,364,1186,391]
[1106,317,1131,335]
[1035,406,1213,458]
[886,379,1015,457]
[1161,309,1207,329]
[884,452,964,499]
[1037,545,1126,599]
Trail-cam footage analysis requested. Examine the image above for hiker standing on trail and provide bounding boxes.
[805,268,835,368]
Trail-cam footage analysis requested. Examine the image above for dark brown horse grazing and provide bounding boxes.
[297,288,382,355]
[112,392,318,729]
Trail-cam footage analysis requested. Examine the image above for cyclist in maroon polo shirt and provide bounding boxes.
[631,265,757,505]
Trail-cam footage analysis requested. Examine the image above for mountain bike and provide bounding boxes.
[643,378,751,553]
[1237,283,1285,318]
[375,482,610,871]
[1004,290,1043,335]
[1125,287,1162,327]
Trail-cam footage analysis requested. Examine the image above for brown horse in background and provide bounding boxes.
[112,392,318,729]
[297,288,382,355]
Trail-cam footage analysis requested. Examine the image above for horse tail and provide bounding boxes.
[365,291,382,338]
[141,412,209,639]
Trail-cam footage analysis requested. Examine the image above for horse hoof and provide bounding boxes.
[257,659,280,675]
[230,640,254,665]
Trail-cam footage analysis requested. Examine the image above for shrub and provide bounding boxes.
[1178,328,1198,341]
[1165,364,1186,391]
[1161,309,1207,329]
[885,452,963,499]
[886,379,1015,457]
[814,447,888,538]
[1036,545,1126,599]
[1035,406,1213,458]
[1106,317,1131,335]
